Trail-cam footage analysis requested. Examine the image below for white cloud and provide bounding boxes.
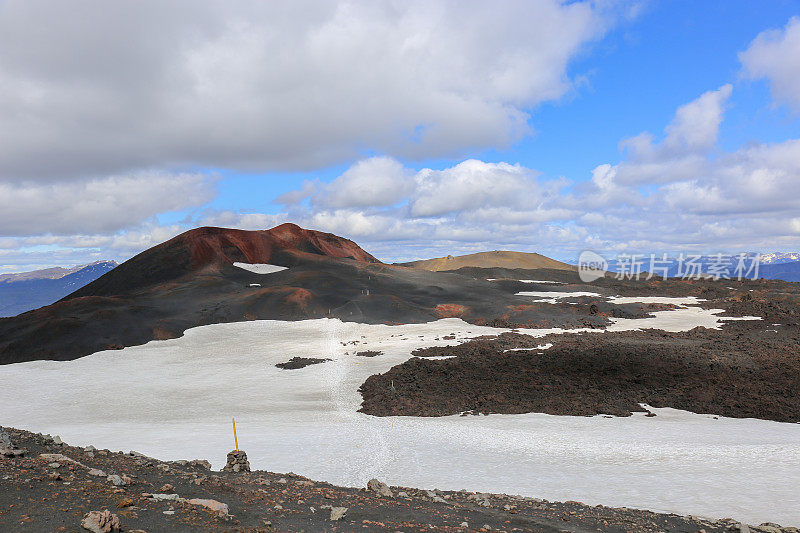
[0,172,215,236]
[266,84,800,260]
[740,16,800,112]
[662,139,800,215]
[410,160,541,217]
[613,85,732,185]
[0,0,612,180]
[313,156,412,209]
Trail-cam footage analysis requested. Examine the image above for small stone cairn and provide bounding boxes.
[223,450,250,472]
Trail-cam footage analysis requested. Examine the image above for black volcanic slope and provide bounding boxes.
[0,224,618,365]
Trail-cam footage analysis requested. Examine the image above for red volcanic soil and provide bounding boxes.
[67,223,379,299]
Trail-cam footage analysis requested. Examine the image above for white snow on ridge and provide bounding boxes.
[0,305,787,525]
[487,279,566,284]
[607,296,706,306]
[517,290,602,299]
[233,262,287,274]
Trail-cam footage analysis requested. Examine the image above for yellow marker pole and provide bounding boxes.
[232,417,239,451]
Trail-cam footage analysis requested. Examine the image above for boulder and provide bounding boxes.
[80,510,121,533]
[0,428,12,448]
[330,507,348,521]
[367,478,393,497]
[187,498,229,516]
[0,428,25,457]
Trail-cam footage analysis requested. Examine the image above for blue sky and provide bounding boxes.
[1,0,800,270]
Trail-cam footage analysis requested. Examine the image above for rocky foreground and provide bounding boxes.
[2,428,794,532]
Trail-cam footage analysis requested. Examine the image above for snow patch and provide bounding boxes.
[0,303,783,525]
[517,291,602,299]
[487,279,566,284]
[233,262,287,274]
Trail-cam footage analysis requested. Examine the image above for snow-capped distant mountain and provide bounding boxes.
[595,252,800,282]
[759,252,800,265]
[0,261,118,317]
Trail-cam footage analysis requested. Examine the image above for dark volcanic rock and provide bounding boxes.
[360,315,800,422]
[275,357,331,369]
[356,350,383,357]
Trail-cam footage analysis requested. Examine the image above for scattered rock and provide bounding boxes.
[87,468,107,477]
[467,493,492,507]
[0,427,12,448]
[80,510,121,533]
[158,483,174,492]
[0,446,26,457]
[48,462,61,468]
[116,499,133,508]
[39,453,84,467]
[0,427,25,457]
[223,450,251,473]
[150,493,182,502]
[187,459,212,470]
[330,507,348,521]
[107,475,125,486]
[187,498,229,517]
[367,478,393,497]
[425,490,448,504]
[52,435,63,446]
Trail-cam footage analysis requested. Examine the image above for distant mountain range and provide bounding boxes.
[760,252,800,264]
[599,253,800,282]
[0,261,118,317]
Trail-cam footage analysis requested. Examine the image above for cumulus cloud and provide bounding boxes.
[613,84,732,185]
[740,16,800,112]
[410,160,540,217]
[313,157,412,209]
[0,0,612,180]
[265,83,800,260]
[0,172,215,236]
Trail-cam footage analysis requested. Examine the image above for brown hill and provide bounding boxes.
[66,223,379,299]
[400,250,574,272]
